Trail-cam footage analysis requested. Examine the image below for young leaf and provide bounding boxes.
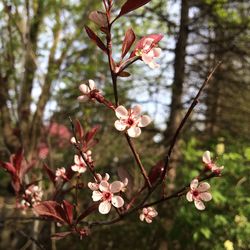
[118,71,131,77]
[33,201,68,224]
[84,26,107,54]
[89,11,108,28]
[75,119,84,139]
[121,28,136,59]
[62,200,74,225]
[117,0,151,19]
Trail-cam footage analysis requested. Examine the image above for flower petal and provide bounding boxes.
[79,84,90,94]
[114,120,127,131]
[200,192,212,202]
[138,115,151,127]
[132,105,142,116]
[127,126,141,138]
[88,182,99,191]
[145,217,153,223]
[142,53,153,64]
[99,200,111,214]
[77,95,89,102]
[99,181,109,192]
[110,181,123,193]
[186,191,193,202]
[88,79,95,90]
[197,182,210,192]
[139,214,145,221]
[104,173,110,181]
[194,200,205,210]
[111,196,124,208]
[78,166,86,173]
[92,191,102,201]
[190,179,199,190]
[115,106,128,119]
[74,155,80,165]
[202,151,211,164]
[153,47,161,57]
[71,165,79,172]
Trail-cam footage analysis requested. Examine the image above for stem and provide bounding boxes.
[125,134,152,188]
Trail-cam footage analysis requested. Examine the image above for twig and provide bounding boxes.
[160,61,222,182]
[18,230,46,250]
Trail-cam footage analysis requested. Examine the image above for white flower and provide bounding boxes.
[77,79,97,102]
[71,154,87,174]
[202,151,224,174]
[139,207,158,223]
[114,105,151,138]
[88,173,110,191]
[55,167,66,181]
[90,179,125,214]
[186,179,212,210]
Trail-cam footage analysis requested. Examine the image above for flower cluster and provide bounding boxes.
[71,151,92,174]
[88,173,127,214]
[21,185,43,208]
[55,167,67,182]
[139,207,158,223]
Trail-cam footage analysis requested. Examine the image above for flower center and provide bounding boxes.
[103,192,112,201]
[192,190,199,197]
[127,118,134,126]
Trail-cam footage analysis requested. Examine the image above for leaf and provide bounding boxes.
[62,200,74,225]
[121,28,136,59]
[117,0,151,19]
[85,125,100,143]
[75,119,84,139]
[76,203,99,224]
[12,148,24,173]
[33,201,68,224]
[89,11,108,27]
[0,161,16,175]
[43,163,56,184]
[148,160,164,185]
[84,26,107,54]
[51,231,72,240]
[118,71,131,77]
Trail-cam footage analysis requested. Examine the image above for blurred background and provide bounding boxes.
[0,0,249,249]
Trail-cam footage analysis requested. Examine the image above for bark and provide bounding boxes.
[164,0,189,145]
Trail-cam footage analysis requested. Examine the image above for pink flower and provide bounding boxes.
[78,79,98,102]
[133,34,163,69]
[23,185,43,207]
[139,207,158,223]
[186,179,212,210]
[114,105,151,138]
[90,179,126,214]
[88,173,110,191]
[55,167,67,181]
[202,151,224,174]
[71,154,88,174]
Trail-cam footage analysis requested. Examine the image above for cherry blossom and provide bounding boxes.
[139,207,158,223]
[22,185,43,207]
[186,179,212,210]
[202,151,224,174]
[55,167,67,182]
[88,173,110,190]
[90,178,126,214]
[133,34,163,69]
[71,152,91,174]
[77,79,98,102]
[114,105,151,138]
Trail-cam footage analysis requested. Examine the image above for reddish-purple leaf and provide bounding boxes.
[89,11,108,27]
[33,201,68,224]
[148,160,164,185]
[76,203,99,224]
[117,0,151,19]
[84,26,107,54]
[0,161,16,175]
[85,125,100,143]
[121,28,136,59]
[75,119,84,139]
[62,200,74,225]
[51,231,72,240]
[43,164,56,184]
[12,148,23,173]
